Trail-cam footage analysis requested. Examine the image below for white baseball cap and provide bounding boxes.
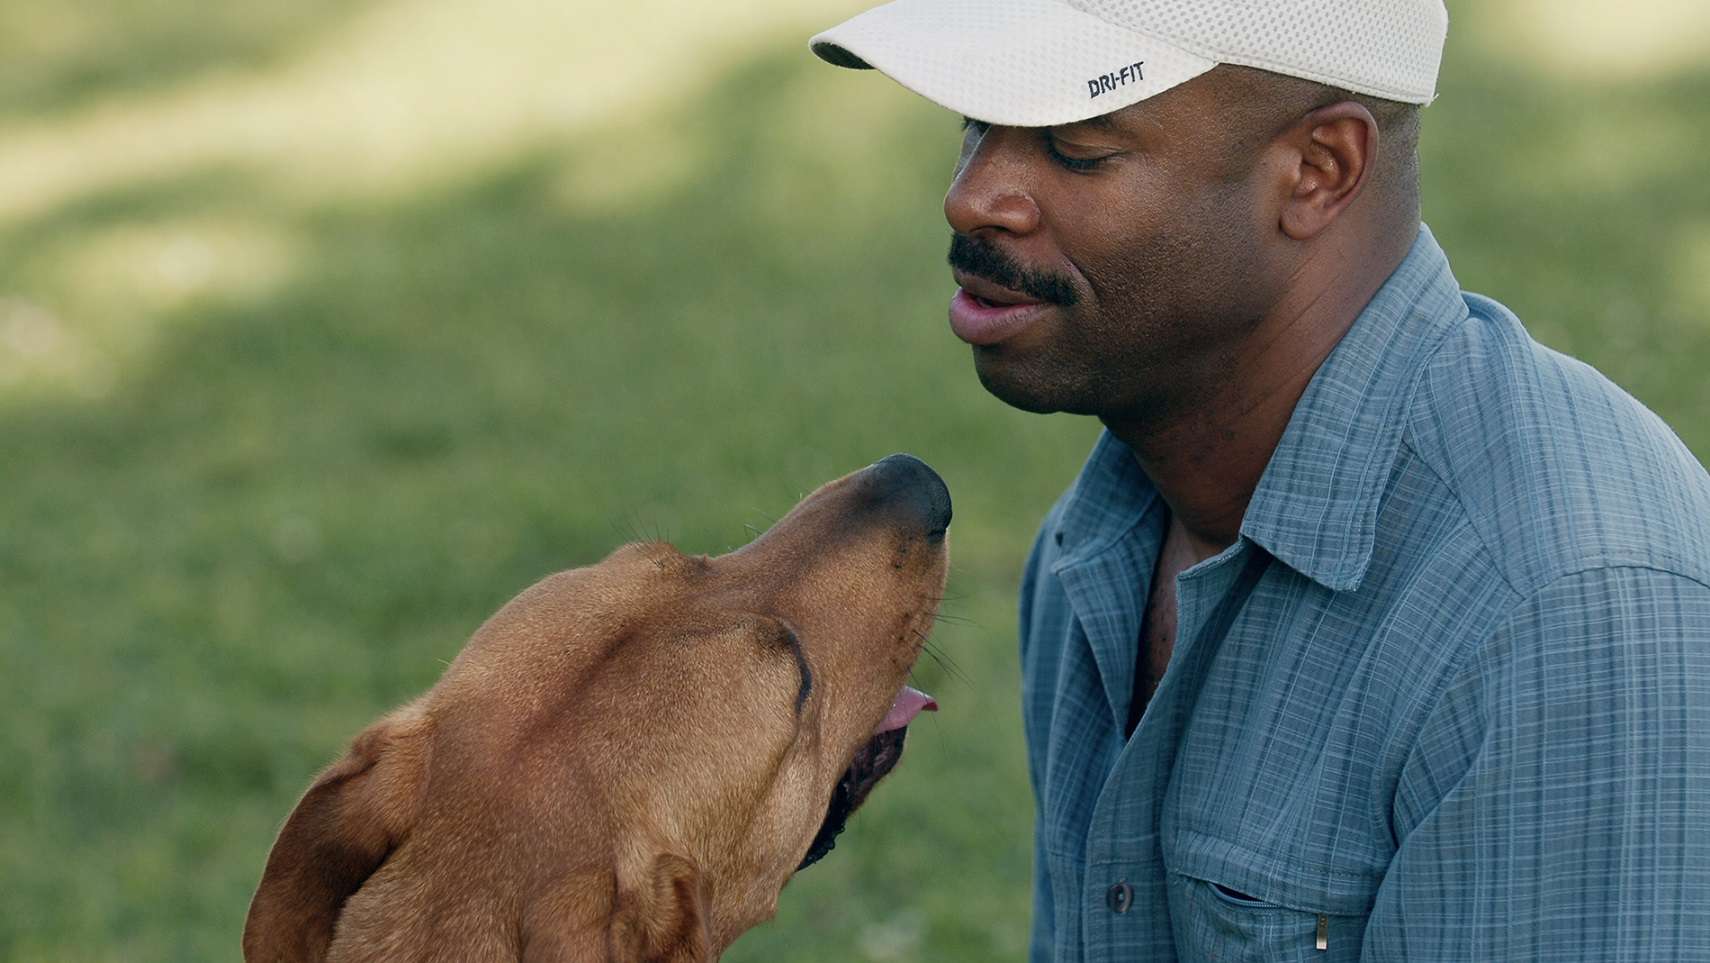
[810,0,1448,128]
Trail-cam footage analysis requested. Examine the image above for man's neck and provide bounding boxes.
[1103,229,1413,558]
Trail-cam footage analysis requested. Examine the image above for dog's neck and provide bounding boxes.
[512,849,719,962]
[558,783,811,957]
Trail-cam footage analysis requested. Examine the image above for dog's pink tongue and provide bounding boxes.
[875,686,938,734]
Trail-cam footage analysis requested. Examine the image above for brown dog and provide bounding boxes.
[243,454,951,962]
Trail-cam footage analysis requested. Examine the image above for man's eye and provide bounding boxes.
[1041,132,1109,173]
[959,117,1109,172]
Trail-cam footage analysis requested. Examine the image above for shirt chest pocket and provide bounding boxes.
[1163,853,1377,962]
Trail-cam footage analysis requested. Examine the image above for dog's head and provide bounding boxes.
[244,454,950,962]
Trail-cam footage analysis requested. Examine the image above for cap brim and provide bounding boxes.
[810,0,1216,127]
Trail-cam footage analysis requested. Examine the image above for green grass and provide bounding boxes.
[0,2,1705,960]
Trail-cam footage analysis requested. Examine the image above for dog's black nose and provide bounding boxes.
[866,453,952,537]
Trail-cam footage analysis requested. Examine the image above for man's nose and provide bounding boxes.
[943,126,1042,238]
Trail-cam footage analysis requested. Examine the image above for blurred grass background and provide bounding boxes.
[0,1,1705,959]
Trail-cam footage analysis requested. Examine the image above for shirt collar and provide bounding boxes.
[1241,224,1467,590]
[1052,224,1468,592]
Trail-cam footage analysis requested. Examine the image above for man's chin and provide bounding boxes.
[972,350,1094,416]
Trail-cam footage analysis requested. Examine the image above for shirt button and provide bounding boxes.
[1106,881,1134,914]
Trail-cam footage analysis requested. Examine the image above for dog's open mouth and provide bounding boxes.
[797,686,936,871]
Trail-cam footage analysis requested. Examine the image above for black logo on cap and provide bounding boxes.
[1087,61,1145,99]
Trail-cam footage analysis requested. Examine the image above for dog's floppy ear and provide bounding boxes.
[605,853,713,963]
[242,701,433,962]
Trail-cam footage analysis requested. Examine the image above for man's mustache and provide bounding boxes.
[947,233,1080,307]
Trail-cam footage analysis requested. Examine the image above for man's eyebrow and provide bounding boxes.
[1057,114,1120,132]
[1048,114,1134,142]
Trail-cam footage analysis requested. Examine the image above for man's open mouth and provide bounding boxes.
[796,686,936,871]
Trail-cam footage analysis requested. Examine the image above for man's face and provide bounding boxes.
[943,74,1283,421]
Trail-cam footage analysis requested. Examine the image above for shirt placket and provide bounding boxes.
[1079,545,1261,963]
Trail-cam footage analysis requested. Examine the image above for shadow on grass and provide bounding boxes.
[1,18,1706,963]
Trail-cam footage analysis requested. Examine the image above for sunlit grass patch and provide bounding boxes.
[0,215,301,398]
[0,0,365,121]
[0,0,844,228]
[0,297,91,394]
[1471,0,1710,81]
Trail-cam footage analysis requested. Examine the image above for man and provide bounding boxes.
[809,1,1710,960]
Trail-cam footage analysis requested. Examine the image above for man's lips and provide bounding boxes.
[949,271,1050,346]
[953,271,1040,308]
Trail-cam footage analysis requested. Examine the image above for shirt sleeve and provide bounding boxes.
[1364,565,1710,959]
[1019,519,1056,962]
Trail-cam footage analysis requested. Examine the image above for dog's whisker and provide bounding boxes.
[925,639,973,681]
[613,512,645,546]
[915,628,972,677]
[909,626,973,689]
[920,644,974,690]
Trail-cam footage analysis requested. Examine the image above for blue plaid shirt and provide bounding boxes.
[1019,225,1710,961]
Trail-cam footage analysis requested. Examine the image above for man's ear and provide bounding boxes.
[242,701,433,963]
[1277,101,1378,241]
[607,853,713,963]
